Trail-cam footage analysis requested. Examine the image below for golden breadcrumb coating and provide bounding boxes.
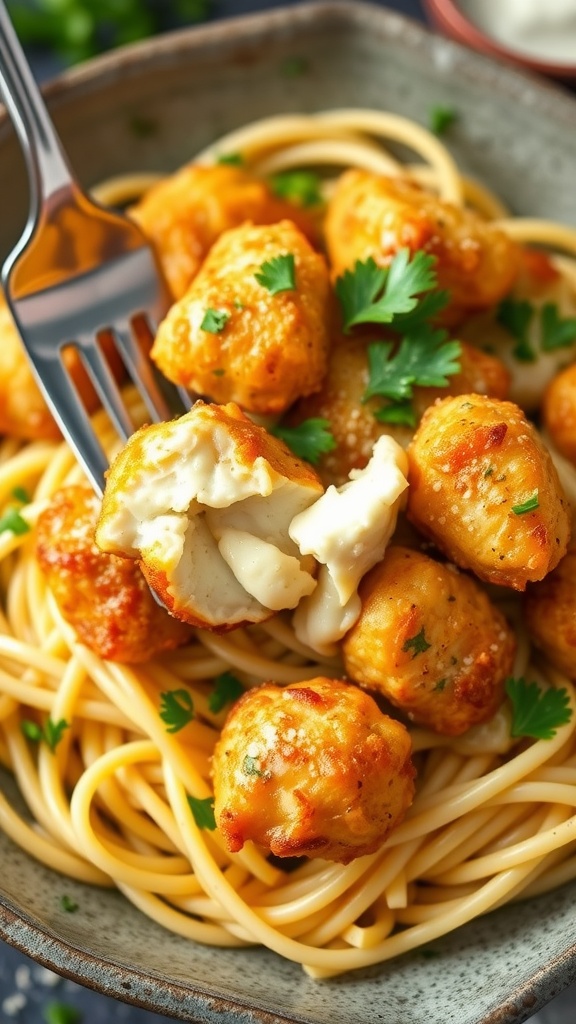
[212,676,415,864]
[407,394,571,590]
[36,486,191,662]
[288,335,511,487]
[130,163,318,299]
[96,401,323,630]
[151,220,331,415]
[524,547,576,678]
[324,171,520,325]
[542,363,576,465]
[342,546,516,736]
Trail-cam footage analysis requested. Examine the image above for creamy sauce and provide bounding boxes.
[462,0,576,64]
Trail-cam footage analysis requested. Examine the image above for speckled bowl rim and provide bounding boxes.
[1,3,576,1022]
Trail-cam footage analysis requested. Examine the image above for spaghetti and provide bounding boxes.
[1,109,576,978]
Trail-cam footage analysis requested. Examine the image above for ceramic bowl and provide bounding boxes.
[423,0,576,83]
[1,2,576,1022]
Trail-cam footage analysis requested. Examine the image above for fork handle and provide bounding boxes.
[0,0,76,219]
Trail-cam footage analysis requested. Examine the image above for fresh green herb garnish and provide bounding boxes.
[363,329,462,404]
[11,486,30,504]
[402,627,431,658]
[511,491,539,515]
[434,678,448,692]
[212,368,225,377]
[373,400,417,427]
[272,418,337,464]
[159,689,195,733]
[270,170,323,207]
[21,717,69,753]
[208,671,244,714]
[216,151,244,166]
[281,55,309,77]
[255,253,296,295]
[60,894,79,913]
[540,302,576,351]
[335,250,439,332]
[243,755,265,777]
[498,297,576,359]
[0,505,30,536]
[43,1003,83,1024]
[187,794,216,830]
[497,297,536,361]
[505,677,572,740]
[200,308,230,334]
[429,105,457,135]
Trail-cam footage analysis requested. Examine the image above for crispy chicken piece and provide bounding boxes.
[0,293,122,441]
[95,401,324,630]
[407,394,571,590]
[324,171,520,325]
[287,334,511,487]
[212,676,415,864]
[36,486,192,662]
[151,220,331,416]
[524,547,576,678]
[130,163,318,299]
[542,363,576,465]
[342,546,516,735]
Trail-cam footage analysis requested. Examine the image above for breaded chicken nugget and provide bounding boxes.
[524,547,576,678]
[542,363,576,465]
[288,334,511,486]
[407,394,571,590]
[36,486,191,662]
[342,546,515,735]
[151,220,331,416]
[96,401,324,630]
[130,164,318,299]
[212,676,415,863]
[325,171,520,325]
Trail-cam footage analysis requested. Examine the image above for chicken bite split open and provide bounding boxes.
[96,401,324,630]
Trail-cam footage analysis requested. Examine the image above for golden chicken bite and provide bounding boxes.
[96,401,324,630]
[342,546,515,736]
[542,363,576,465]
[212,676,415,864]
[407,394,571,590]
[524,547,576,677]
[288,334,511,486]
[151,220,331,416]
[324,171,520,325]
[130,164,318,299]
[36,486,192,662]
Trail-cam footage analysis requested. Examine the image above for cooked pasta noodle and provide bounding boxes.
[1,109,576,978]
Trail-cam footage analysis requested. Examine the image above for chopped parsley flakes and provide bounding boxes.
[159,689,195,733]
[0,505,30,536]
[208,671,244,714]
[187,794,216,830]
[497,296,576,360]
[255,253,296,294]
[271,417,337,464]
[270,170,323,207]
[200,308,230,334]
[511,491,539,515]
[402,627,431,658]
[21,717,69,753]
[429,105,457,135]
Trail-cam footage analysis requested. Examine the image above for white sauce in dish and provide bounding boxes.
[462,0,576,65]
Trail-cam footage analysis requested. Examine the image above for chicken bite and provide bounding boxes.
[36,486,192,662]
[151,220,331,416]
[324,171,520,325]
[524,547,576,678]
[287,334,511,487]
[95,401,324,630]
[541,363,576,465]
[130,163,318,299]
[212,676,415,864]
[342,546,515,736]
[407,394,571,590]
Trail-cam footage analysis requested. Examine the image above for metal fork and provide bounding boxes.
[0,1,189,496]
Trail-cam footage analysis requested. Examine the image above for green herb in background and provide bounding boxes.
[43,1001,83,1024]
[7,0,213,63]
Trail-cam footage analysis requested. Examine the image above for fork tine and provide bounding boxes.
[25,351,108,496]
[77,336,133,441]
[112,319,188,422]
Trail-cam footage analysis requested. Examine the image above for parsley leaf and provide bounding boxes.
[363,330,462,404]
[200,308,230,334]
[21,717,69,753]
[187,794,216,830]
[243,755,265,776]
[11,486,30,504]
[335,250,438,332]
[497,297,536,361]
[43,1003,82,1024]
[512,490,539,515]
[255,253,296,294]
[540,302,576,351]
[373,400,417,427]
[505,677,572,740]
[60,894,79,913]
[402,627,431,658]
[159,689,195,733]
[429,105,457,135]
[0,505,30,536]
[270,170,322,207]
[216,151,244,166]
[208,671,244,714]
[271,418,337,464]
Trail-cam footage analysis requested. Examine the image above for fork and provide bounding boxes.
[0,1,189,497]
